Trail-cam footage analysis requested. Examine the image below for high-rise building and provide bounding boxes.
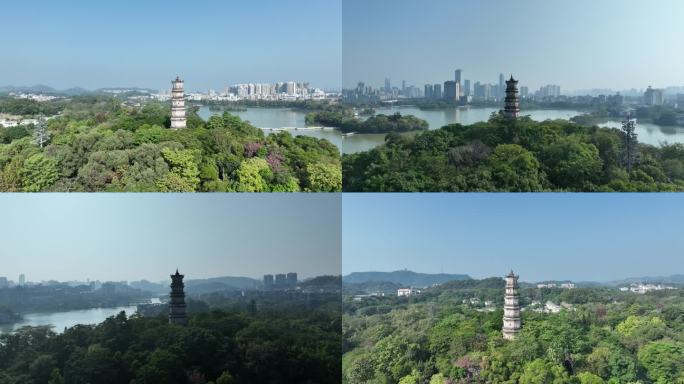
[384,78,391,93]
[503,75,520,119]
[424,84,433,99]
[18,274,25,286]
[286,82,296,95]
[170,76,187,129]
[0,277,8,288]
[677,93,684,108]
[454,69,462,84]
[275,273,287,289]
[502,270,521,340]
[286,272,298,288]
[263,274,274,290]
[433,84,442,99]
[644,86,664,106]
[443,81,460,102]
[498,73,505,99]
[520,86,529,99]
[463,79,471,97]
[484,84,492,100]
[401,80,406,95]
[169,269,188,326]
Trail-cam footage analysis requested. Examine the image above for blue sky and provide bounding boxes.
[343,0,684,91]
[343,194,684,282]
[0,194,341,282]
[0,0,341,91]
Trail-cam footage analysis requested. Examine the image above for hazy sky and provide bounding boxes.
[343,194,684,282]
[0,0,341,91]
[343,0,684,91]
[1,194,341,283]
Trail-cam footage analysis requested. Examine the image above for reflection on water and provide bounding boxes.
[0,305,139,334]
[198,106,683,154]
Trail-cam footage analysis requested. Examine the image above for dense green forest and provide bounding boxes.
[0,97,66,116]
[0,294,341,384]
[343,114,684,191]
[343,279,684,384]
[0,97,341,192]
[307,111,428,134]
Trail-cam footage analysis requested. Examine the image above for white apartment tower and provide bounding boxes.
[502,270,522,339]
[170,76,186,129]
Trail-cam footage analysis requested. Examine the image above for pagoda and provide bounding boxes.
[170,76,186,129]
[502,270,521,339]
[168,269,188,326]
[503,75,520,119]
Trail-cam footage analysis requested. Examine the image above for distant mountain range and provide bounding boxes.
[343,270,471,287]
[0,85,157,96]
[343,270,684,290]
[130,276,261,295]
[606,274,684,286]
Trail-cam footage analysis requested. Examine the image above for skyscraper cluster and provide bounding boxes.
[263,272,298,290]
[535,84,561,99]
[230,81,311,99]
[344,69,531,105]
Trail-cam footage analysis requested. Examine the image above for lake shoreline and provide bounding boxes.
[0,298,160,334]
[198,105,682,154]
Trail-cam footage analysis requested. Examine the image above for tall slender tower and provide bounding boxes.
[170,76,186,129]
[503,75,520,119]
[502,270,521,339]
[169,269,188,326]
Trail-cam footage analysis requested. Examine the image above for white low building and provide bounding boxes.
[397,288,420,297]
[622,283,676,294]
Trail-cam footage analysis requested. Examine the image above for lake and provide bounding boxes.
[0,298,162,334]
[198,106,683,154]
[0,305,138,334]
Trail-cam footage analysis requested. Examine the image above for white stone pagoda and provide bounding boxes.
[502,270,521,339]
[170,76,186,129]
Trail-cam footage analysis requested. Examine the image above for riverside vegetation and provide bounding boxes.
[0,96,341,192]
[343,278,684,384]
[343,114,684,192]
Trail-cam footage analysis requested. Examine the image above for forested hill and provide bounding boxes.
[343,279,684,383]
[0,295,342,383]
[342,114,684,192]
[343,270,471,287]
[0,96,342,192]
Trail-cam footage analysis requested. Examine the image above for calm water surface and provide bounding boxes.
[0,298,162,334]
[0,305,139,334]
[198,106,681,154]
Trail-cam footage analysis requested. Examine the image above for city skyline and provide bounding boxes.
[342,0,684,91]
[343,194,684,281]
[0,194,341,282]
[0,0,342,91]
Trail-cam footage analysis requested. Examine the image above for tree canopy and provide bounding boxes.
[0,97,341,191]
[343,115,684,191]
